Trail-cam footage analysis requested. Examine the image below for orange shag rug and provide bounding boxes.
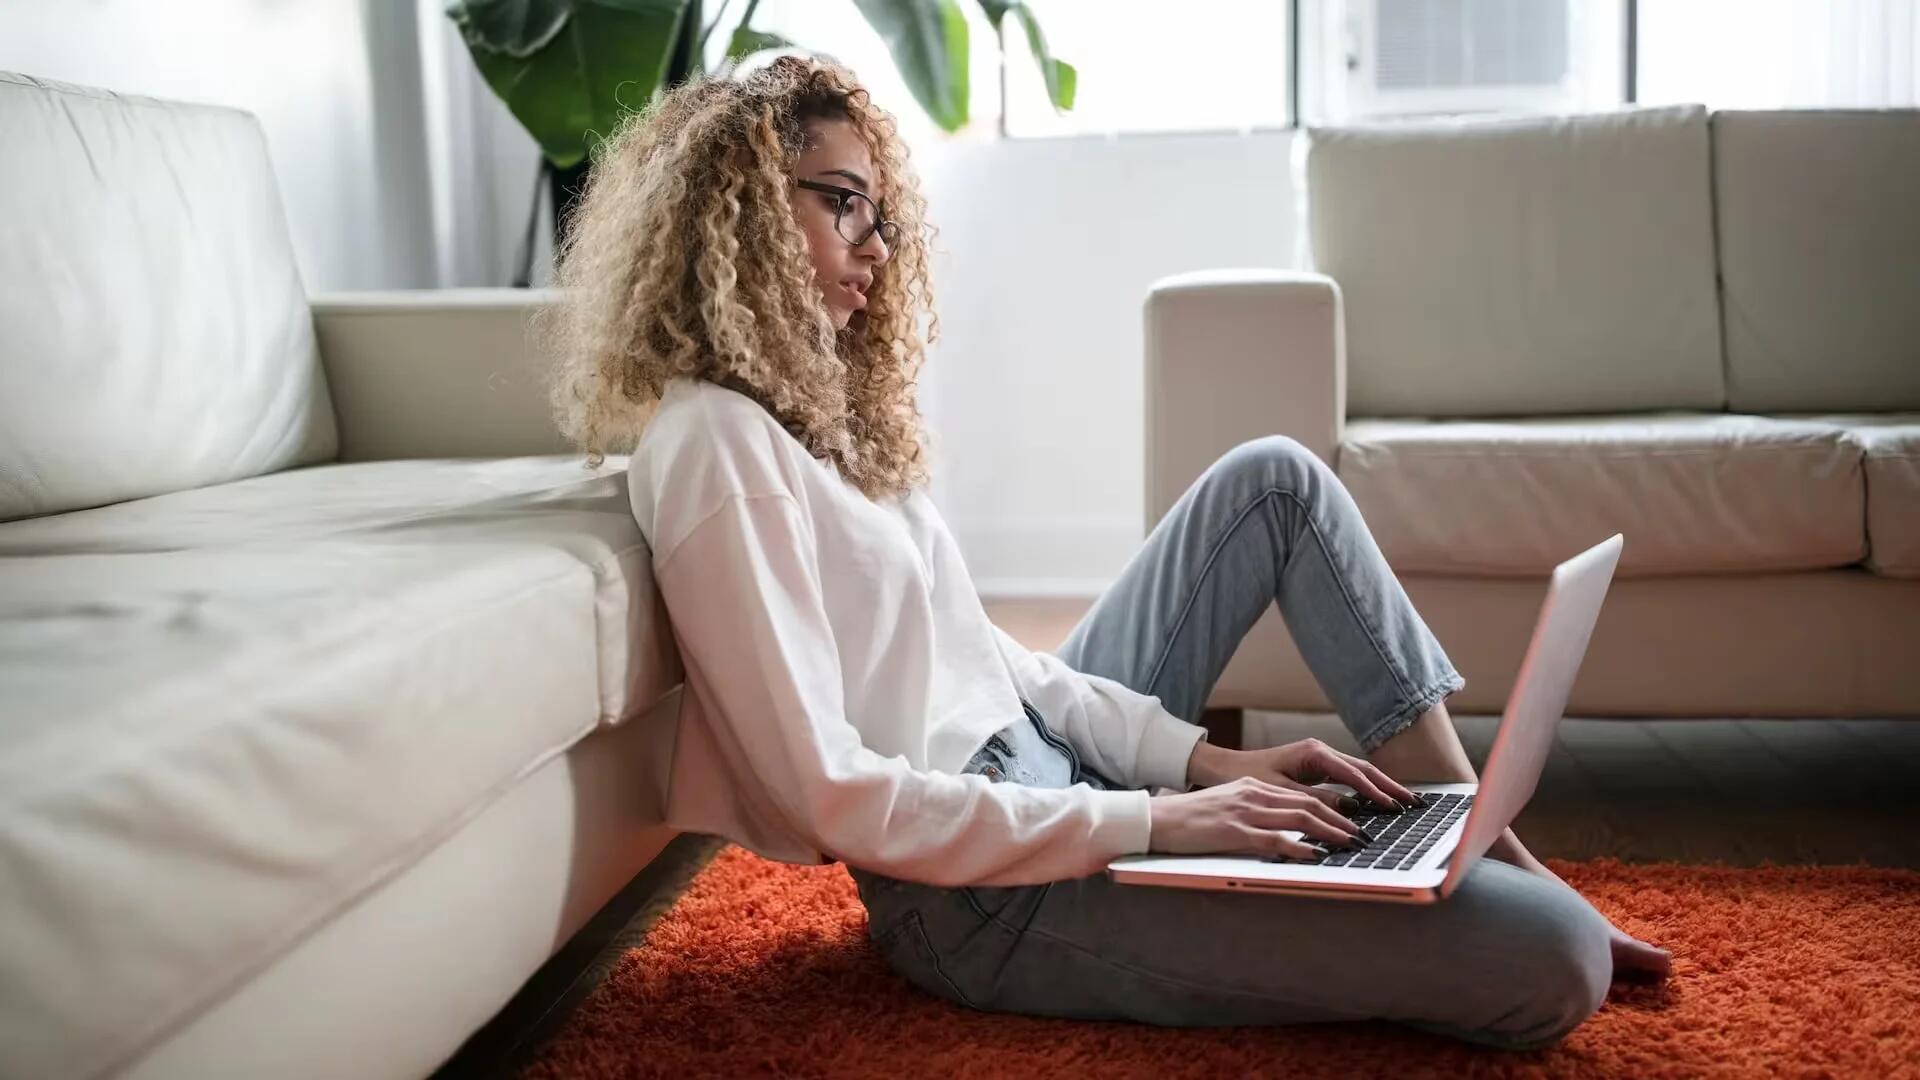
[520,847,1920,1078]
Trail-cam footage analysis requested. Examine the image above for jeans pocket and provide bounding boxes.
[875,909,977,1009]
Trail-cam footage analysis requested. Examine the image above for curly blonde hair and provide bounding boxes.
[543,55,936,502]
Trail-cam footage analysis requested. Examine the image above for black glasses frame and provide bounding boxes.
[796,179,900,248]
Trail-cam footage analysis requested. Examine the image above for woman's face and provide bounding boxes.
[791,118,892,330]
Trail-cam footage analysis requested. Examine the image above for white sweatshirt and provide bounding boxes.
[625,376,1209,887]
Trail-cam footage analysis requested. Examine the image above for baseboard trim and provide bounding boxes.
[976,578,1110,600]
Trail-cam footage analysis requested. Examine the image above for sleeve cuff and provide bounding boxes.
[1134,709,1209,792]
[1088,787,1157,858]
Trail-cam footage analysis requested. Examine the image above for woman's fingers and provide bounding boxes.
[1249,794,1361,843]
[1248,829,1322,861]
[1337,751,1424,807]
[1312,753,1407,810]
[1274,777,1344,811]
[1248,809,1349,848]
[1270,779,1379,837]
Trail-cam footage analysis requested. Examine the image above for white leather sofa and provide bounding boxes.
[0,74,685,1079]
[1147,104,1920,728]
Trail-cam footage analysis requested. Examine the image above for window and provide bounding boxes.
[1298,0,1627,122]
[931,0,1915,140]
[1000,1,1294,137]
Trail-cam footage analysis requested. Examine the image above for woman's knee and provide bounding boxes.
[1428,862,1611,1049]
[1209,435,1328,497]
[1493,880,1613,1048]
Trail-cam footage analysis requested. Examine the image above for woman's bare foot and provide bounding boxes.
[1491,831,1673,981]
[1607,924,1673,981]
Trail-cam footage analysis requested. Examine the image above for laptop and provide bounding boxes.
[1108,533,1623,904]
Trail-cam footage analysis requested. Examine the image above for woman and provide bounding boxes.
[547,56,1669,1050]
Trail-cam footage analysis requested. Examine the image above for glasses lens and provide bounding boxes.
[837,192,878,245]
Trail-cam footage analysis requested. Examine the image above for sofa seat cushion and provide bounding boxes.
[1337,413,1866,577]
[1801,415,1920,578]
[0,455,676,726]
[0,456,675,1079]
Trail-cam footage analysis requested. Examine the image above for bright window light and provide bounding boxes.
[1638,0,1920,109]
[1001,1,1294,137]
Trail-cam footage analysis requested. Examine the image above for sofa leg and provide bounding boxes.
[1200,707,1244,751]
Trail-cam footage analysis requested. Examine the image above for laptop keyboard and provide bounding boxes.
[1288,792,1474,872]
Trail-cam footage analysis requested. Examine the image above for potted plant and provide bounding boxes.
[447,0,1076,283]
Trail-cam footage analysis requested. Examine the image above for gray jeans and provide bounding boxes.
[847,436,1613,1050]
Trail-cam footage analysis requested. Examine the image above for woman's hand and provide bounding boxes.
[1183,740,1676,981]
[1187,738,1424,812]
[1148,777,1367,860]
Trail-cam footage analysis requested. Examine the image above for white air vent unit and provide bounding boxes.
[1341,0,1585,117]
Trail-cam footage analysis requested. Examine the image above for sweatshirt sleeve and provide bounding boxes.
[987,623,1209,794]
[652,490,1158,887]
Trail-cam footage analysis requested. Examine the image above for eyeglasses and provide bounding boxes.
[796,179,900,248]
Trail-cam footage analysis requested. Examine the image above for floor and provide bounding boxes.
[435,595,1920,1078]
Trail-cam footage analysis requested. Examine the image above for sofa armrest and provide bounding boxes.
[312,289,573,461]
[1144,269,1346,532]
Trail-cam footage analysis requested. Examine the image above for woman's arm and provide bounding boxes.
[656,491,1157,887]
[985,623,1208,793]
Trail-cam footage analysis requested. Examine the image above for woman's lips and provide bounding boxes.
[836,282,867,310]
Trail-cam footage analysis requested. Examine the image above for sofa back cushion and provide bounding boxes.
[1303,104,1725,417]
[0,73,337,522]
[1713,109,1920,412]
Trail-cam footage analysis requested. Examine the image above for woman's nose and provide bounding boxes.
[856,229,891,266]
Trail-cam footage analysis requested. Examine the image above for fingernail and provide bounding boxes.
[1337,795,1362,813]
[1406,794,1428,808]
[1356,827,1378,843]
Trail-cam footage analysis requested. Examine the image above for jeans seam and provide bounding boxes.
[962,882,1055,935]
[1144,486,1421,712]
[901,909,979,1009]
[1024,701,1084,779]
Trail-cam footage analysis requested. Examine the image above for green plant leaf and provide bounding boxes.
[455,0,692,169]
[1041,53,1076,111]
[726,26,796,62]
[852,0,970,132]
[446,0,570,58]
[976,0,1074,111]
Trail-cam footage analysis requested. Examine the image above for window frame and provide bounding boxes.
[996,0,1643,138]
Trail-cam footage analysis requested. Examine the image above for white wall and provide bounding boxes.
[915,131,1302,596]
[0,0,541,292]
